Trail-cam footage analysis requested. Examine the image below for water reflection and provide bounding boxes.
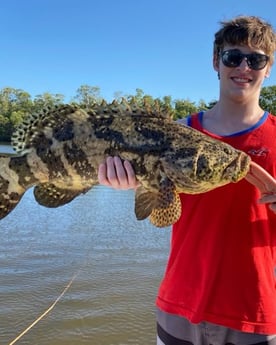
[0,147,171,345]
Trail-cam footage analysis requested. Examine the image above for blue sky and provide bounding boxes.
[1,0,275,104]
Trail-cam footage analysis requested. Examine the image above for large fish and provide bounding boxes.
[0,100,274,227]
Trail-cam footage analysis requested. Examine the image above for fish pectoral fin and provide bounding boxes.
[135,186,159,220]
[33,183,90,208]
[135,178,182,227]
[150,189,182,228]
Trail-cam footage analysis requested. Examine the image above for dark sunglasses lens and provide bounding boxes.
[222,51,242,67]
[248,54,268,70]
[221,50,269,70]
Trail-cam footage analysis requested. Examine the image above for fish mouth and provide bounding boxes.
[222,152,251,182]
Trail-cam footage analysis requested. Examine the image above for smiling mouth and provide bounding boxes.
[231,77,252,83]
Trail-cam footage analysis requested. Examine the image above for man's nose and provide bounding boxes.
[238,57,251,69]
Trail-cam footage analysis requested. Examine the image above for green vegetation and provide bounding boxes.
[0,84,275,142]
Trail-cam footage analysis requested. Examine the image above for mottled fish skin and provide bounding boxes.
[0,100,251,227]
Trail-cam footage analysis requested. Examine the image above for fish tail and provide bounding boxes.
[0,155,27,220]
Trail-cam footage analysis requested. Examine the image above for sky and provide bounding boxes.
[0,0,275,104]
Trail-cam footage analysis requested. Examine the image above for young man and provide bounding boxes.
[98,16,276,344]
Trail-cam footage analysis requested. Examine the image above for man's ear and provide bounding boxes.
[213,54,219,71]
[265,65,271,78]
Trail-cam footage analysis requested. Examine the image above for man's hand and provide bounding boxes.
[259,194,276,214]
[245,162,276,214]
[98,156,140,190]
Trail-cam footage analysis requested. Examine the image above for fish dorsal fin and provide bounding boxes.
[33,183,90,208]
[87,97,173,119]
[11,104,81,153]
[135,178,181,227]
[11,98,171,154]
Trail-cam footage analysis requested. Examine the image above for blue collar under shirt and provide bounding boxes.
[187,111,269,137]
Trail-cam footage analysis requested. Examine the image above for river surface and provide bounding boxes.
[0,144,171,345]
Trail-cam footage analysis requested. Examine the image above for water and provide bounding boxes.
[0,145,171,345]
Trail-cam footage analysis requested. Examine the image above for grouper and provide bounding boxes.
[0,100,275,227]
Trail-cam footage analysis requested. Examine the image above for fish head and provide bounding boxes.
[219,149,250,182]
[162,141,251,194]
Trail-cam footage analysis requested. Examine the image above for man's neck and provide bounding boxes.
[202,100,265,136]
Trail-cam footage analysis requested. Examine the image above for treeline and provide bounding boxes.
[0,84,275,142]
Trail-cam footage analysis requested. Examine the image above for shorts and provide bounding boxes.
[156,308,276,345]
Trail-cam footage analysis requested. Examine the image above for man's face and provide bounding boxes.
[214,45,271,102]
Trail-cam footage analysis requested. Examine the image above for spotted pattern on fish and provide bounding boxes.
[53,119,75,141]
[0,100,251,227]
[63,142,96,178]
[8,155,38,187]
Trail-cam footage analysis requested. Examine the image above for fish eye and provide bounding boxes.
[223,147,231,155]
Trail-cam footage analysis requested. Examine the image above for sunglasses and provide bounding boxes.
[221,49,269,70]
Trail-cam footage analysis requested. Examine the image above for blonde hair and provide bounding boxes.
[214,16,276,65]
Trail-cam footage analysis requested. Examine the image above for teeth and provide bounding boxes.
[233,77,249,83]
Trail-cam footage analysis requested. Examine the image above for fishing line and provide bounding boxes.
[8,270,79,345]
